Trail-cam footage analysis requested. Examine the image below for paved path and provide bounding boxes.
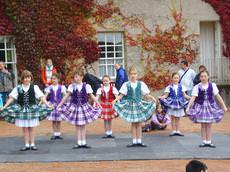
[0,133,230,162]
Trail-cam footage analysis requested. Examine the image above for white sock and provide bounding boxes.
[25,143,30,147]
[206,140,211,144]
[172,130,176,133]
[176,130,181,133]
[108,130,112,135]
[30,143,35,147]
[106,131,110,135]
[203,140,207,144]
[82,140,86,145]
[78,140,82,146]
[132,139,137,144]
[56,132,61,136]
[137,139,142,144]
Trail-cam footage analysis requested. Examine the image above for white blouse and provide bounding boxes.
[119,81,150,96]
[45,85,66,95]
[164,84,186,95]
[192,83,219,97]
[10,84,44,100]
[96,85,119,96]
[67,83,93,94]
[45,65,54,82]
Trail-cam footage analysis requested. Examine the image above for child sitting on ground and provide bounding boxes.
[142,104,171,132]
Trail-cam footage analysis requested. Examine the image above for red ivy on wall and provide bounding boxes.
[0,2,12,36]
[202,0,230,58]
[1,0,99,84]
[0,0,229,88]
[93,1,198,90]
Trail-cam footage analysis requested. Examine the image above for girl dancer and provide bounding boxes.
[113,66,156,147]
[159,72,190,136]
[45,73,66,140]
[57,70,102,149]
[96,75,119,138]
[0,70,52,151]
[186,70,227,148]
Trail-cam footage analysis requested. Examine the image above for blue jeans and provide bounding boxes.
[0,92,9,104]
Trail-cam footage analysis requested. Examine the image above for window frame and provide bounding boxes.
[0,36,17,84]
[97,32,125,80]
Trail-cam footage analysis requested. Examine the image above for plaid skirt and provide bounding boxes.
[160,97,188,110]
[59,102,101,126]
[100,101,118,121]
[0,104,52,124]
[47,102,62,121]
[188,100,224,123]
[113,100,156,123]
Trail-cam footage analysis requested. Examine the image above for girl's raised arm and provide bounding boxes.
[158,93,169,99]
[144,94,156,102]
[215,94,228,112]
[40,96,53,108]
[0,97,14,111]
[112,94,124,104]
[57,92,71,109]
[185,96,196,114]
[183,92,191,100]
[89,93,102,109]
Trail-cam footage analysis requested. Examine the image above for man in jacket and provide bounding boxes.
[114,63,128,91]
[0,61,14,104]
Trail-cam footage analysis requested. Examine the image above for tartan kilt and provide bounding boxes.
[46,102,62,121]
[113,99,156,123]
[0,104,52,124]
[100,101,118,120]
[159,97,188,110]
[59,102,101,126]
[188,100,224,123]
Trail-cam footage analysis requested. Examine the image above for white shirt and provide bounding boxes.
[45,85,66,95]
[192,83,219,97]
[45,65,54,82]
[119,81,150,96]
[96,85,119,96]
[67,83,93,94]
[164,84,186,95]
[10,84,44,99]
[178,68,196,91]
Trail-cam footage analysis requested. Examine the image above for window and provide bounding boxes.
[0,36,17,83]
[97,32,125,79]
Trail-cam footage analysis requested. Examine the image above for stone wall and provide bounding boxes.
[89,0,224,98]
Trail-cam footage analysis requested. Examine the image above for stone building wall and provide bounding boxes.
[89,0,227,100]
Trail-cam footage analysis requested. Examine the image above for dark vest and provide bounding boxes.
[71,83,88,104]
[195,82,215,105]
[100,84,115,102]
[48,85,62,104]
[17,85,36,106]
[126,81,142,101]
[168,84,183,99]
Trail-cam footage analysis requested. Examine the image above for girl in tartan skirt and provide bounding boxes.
[186,70,227,148]
[113,66,156,147]
[44,73,66,140]
[159,72,190,136]
[57,70,102,149]
[0,70,52,151]
[96,75,119,139]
